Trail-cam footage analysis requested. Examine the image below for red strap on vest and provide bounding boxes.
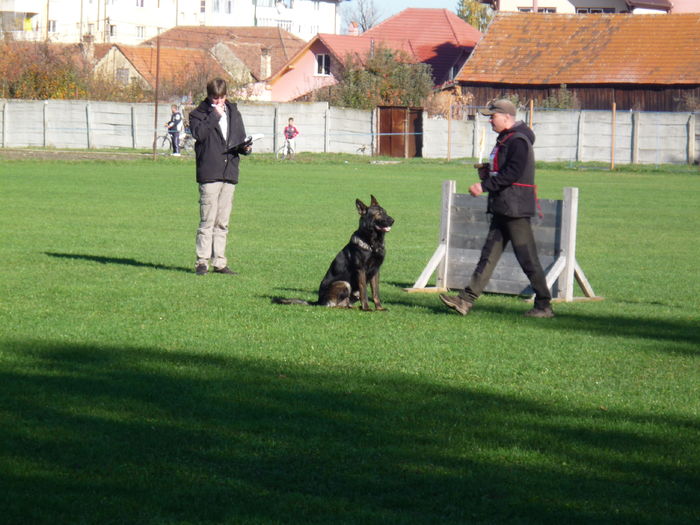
[513,183,543,218]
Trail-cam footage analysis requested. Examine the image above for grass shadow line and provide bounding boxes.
[45,252,192,274]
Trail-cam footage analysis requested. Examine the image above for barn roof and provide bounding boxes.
[457,12,700,85]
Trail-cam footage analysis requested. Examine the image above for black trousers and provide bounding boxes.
[462,215,552,309]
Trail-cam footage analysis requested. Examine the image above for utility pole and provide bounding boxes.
[44,0,49,40]
[152,30,161,160]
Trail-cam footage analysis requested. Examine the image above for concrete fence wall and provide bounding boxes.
[1,99,698,164]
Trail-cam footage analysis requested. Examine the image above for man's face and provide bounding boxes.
[210,95,226,106]
[489,112,511,133]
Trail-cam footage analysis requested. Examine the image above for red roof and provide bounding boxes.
[143,26,305,78]
[115,45,228,88]
[457,12,700,85]
[295,8,481,86]
[363,8,482,85]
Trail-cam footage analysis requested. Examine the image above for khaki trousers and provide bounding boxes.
[195,182,235,269]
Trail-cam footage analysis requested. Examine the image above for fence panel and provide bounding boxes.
[328,107,372,155]
[637,112,692,165]
[0,99,697,164]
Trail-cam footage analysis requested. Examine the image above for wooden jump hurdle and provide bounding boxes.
[408,180,600,302]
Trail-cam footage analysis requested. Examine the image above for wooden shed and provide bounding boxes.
[456,12,700,111]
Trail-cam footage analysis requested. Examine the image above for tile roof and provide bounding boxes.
[287,9,481,86]
[363,8,482,85]
[115,45,228,88]
[143,26,304,77]
[457,12,700,85]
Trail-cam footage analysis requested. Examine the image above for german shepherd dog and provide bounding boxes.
[274,195,394,310]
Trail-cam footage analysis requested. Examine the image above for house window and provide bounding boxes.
[518,7,556,12]
[213,0,220,12]
[87,23,94,34]
[109,24,117,37]
[576,7,616,13]
[316,53,330,75]
[136,25,145,38]
[116,68,129,85]
[225,1,232,14]
[136,0,144,6]
[200,1,206,13]
[314,0,320,10]
[48,19,57,32]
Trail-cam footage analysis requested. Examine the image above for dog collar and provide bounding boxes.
[351,235,372,251]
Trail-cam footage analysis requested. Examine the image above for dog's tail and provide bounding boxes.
[272,297,312,305]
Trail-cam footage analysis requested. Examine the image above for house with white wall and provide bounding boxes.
[0,0,343,45]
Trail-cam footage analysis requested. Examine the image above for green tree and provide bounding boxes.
[456,0,493,32]
[318,46,434,110]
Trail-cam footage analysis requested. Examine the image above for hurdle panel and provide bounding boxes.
[409,181,599,301]
[445,194,563,295]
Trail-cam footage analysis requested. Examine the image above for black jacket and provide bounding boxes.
[189,99,248,184]
[481,121,537,218]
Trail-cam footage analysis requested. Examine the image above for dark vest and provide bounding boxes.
[487,131,536,218]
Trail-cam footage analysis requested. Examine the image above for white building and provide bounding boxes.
[0,0,345,45]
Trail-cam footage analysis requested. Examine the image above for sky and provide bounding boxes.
[376,0,459,21]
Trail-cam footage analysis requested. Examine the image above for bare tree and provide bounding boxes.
[342,0,382,33]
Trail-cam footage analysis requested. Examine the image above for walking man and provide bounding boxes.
[189,78,252,276]
[440,99,554,318]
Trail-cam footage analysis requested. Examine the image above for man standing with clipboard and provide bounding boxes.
[189,78,252,276]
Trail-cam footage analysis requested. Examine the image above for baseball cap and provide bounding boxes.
[479,99,516,117]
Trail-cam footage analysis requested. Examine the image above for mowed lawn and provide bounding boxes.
[1,153,698,524]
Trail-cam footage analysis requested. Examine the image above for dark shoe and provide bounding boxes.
[439,294,473,316]
[213,266,238,275]
[195,264,208,276]
[524,306,555,318]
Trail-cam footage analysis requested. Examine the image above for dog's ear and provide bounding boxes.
[370,195,379,207]
[356,199,368,215]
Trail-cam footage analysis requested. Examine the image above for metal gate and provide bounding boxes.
[377,106,423,158]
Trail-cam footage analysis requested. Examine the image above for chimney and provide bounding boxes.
[347,21,360,36]
[80,33,95,63]
[261,46,272,79]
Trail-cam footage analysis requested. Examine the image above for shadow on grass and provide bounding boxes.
[45,252,191,274]
[393,290,699,354]
[1,340,698,524]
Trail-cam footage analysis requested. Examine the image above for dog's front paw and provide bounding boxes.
[375,305,386,311]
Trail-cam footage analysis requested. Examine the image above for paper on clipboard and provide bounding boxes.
[234,133,264,150]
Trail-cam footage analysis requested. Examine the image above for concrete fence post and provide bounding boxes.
[131,106,137,149]
[688,113,696,164]
[1,101,7,148]
[632,111,640,164]
[272,105,279,153]
[576,110,584,163]
[43,101,49,147]
[85,102,93,149]
[324,107,330,153]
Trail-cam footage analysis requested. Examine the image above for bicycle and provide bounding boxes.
[276,138,295,160]
[158,131,194,154]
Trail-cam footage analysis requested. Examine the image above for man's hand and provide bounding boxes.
[212,103,226,119]
[469,182,483,197]
[474,162,490,181]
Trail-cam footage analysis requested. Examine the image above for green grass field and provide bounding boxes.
[1,152,699,524]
